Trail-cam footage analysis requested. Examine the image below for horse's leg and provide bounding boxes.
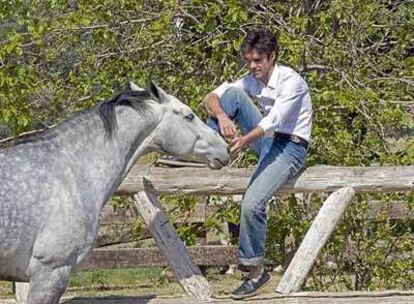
[26,226,78,304]
[25,204,94,304]
[27,259,72,304]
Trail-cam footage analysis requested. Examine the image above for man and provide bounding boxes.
[204,28,312,299]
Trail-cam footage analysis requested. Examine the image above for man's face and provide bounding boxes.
[243,49,275,84]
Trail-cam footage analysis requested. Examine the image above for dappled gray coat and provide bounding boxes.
[0,82,228,304]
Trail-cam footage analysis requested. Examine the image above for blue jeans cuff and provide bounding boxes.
[239,255,264,266]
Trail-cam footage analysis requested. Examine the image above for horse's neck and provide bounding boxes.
[55,106,160,211]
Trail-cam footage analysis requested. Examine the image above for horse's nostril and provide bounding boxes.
[226,146,231,154]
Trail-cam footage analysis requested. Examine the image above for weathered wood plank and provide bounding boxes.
[99,199,414,228]
[60,296,414,304]
[81,241,412,270]
[2,290,414,303]
[366,200,413,220]
[116,165,414,195]
[98,198,410,249]
[55,290,414,303]
[79,245,238,269]
[99,203,213,226]
[276,187,355,294]
[14,282,29,304]
[99,207,138,225]
[96,225,136,247]
[133,190,211,300]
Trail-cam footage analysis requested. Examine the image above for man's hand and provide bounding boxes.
[230,136,246,154]
[230,126,265,155]
[204,92,238,139]
[217,113,237,139]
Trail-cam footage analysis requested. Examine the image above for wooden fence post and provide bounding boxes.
[14,282,29,304]
[276,187,355,294]
[132,183,211,301]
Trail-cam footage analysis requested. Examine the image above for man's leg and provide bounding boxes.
[206,87,266,156]
[206,87,272,275]
[232,140,307,299]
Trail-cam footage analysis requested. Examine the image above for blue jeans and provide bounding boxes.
[207,88,307,266]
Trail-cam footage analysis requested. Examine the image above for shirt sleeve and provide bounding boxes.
[211,77,249,98]
[258,73,309,136]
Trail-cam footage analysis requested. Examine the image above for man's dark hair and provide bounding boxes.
[241,28,278,55]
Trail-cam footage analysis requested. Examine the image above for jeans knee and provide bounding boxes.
[222,87,250,103]
[241,196,266,220]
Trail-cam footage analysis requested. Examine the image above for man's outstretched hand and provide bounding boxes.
[229,126,265,155]
[230,136,246,154]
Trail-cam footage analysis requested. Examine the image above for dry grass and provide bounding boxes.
[0,267,283,300]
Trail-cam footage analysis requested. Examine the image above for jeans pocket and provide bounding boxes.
[285,143,307,172]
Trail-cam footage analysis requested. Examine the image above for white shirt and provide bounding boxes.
[212,64,312,142]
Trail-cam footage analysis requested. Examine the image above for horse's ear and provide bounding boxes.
[147,81,168,103]
[129,81,145,91]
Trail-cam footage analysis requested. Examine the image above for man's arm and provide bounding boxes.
[204,92,237,139]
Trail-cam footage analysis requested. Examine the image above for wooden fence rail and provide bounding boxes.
[98,200,414,226]
[117,165,414,195]
[95,198,414,248]
[14,165,414,302]
[80,245,238,269]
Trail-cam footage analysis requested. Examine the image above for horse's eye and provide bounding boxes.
[185,113,195,121]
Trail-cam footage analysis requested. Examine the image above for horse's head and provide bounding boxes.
[131,81,229,169]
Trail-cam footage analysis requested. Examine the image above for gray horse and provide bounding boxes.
[0,82,229,304]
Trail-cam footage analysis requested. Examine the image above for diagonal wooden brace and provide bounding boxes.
[132,180,211,301]
[276,187,355,294]
[14,282,29,304]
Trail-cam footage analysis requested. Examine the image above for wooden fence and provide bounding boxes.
[14,164,414,302]
[95,198,414,246]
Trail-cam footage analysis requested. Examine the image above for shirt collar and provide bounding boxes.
[267,64,279,89]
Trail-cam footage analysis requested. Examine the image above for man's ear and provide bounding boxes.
[147,81,168,103]
[269,51,276,62]
[129,81,145,91]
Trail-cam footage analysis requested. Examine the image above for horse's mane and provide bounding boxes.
[98,89,153,139]
[0,88,153,149]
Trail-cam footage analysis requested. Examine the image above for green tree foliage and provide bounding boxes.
[1,1,413,165]
[1,0,413,290]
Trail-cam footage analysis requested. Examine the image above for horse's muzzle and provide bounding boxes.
[207,157,229,170]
